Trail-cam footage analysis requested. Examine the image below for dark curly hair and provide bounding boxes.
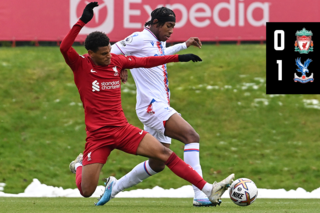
[84,31,110,52]
[145,7,176,27]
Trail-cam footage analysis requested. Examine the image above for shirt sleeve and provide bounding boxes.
[60,20,85,69]
[119,54,179,69]
[165,42,188,55]
[111,32,144,56]
[111,43,124,55]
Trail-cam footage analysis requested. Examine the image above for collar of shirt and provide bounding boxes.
[143,28,160,42]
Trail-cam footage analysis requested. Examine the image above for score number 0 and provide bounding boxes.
[274,30,284,81]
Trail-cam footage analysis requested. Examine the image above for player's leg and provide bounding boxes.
[70,128,114,198]
[141,104,207,205]
[133,101,176,176]
[145,125,172,173]
[111,102,207,204]
[165,113,199,144]
[136,133,207,189]
[96,124,206,203]
[111,144,169,198]
[136,133,235,205]
[97,124,234,206]
[79,146,114,205]
[141,103,203,186]
[110,126,169,198]
[164,113,209,205]
[80,163,104,197]
[148,143,170,171]
[69,153,84,193]
[70,153,104,197]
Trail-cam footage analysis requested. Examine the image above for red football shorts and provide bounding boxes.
[82,123,147,166]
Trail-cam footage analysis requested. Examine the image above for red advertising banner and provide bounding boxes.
[1,0,320,42]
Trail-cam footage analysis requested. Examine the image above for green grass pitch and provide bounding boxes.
[0,44,320,212]
[0,198,320,213]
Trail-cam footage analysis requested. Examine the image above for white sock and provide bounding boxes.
[184,143,207,199]
[75,163,82,170]
[111,160,157,197]
[201,183,213,197]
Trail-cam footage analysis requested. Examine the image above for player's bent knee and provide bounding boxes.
[81,188,95,198]
[163,146,173,156]
[81,192,92,198]
[149,159,166,172]
[157,146,173,162]
[185,129,200,143]
[81,184,96,198]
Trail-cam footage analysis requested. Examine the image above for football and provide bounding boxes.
[229,178,258,206]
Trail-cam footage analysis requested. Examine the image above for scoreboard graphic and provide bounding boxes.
[266,23,320,94]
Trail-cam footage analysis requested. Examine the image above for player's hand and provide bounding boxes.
[80,2,99,24]
[185,37,202,49]
[120,69,128,84]
[178,54,202,62]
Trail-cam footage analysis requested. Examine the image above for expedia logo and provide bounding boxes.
[70,0,114,34]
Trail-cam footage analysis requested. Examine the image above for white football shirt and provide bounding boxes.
[111,28,187,110]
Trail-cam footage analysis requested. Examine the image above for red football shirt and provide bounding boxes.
[60,20,179,132]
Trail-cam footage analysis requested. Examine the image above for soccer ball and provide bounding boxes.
[229,178,258,206]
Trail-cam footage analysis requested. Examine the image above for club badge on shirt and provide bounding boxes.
[113,66,118,76]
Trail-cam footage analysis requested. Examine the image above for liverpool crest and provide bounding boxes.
[294,28,313,54]
[294,58,313,83]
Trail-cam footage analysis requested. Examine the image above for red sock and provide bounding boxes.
[76,166,84,196]
[165,152,207,190]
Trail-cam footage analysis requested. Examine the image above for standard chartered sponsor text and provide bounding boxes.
[101,81,120,90]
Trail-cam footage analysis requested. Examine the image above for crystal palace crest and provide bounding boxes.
[294,58,313,83]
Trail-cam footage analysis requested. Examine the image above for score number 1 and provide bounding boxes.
[274,30,284,81]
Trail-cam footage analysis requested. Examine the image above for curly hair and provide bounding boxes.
[84,31,110,52]
[145,7,176,27]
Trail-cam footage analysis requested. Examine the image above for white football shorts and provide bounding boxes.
[136,100,178,144]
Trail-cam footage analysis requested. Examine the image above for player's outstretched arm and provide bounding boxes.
[121,54,202,69]
[165,37,202,55]
[60,2,98,66]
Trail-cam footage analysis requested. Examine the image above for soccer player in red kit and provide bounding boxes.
[61,2,234,206]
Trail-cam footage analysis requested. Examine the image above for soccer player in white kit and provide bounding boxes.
[109,7,234,207]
